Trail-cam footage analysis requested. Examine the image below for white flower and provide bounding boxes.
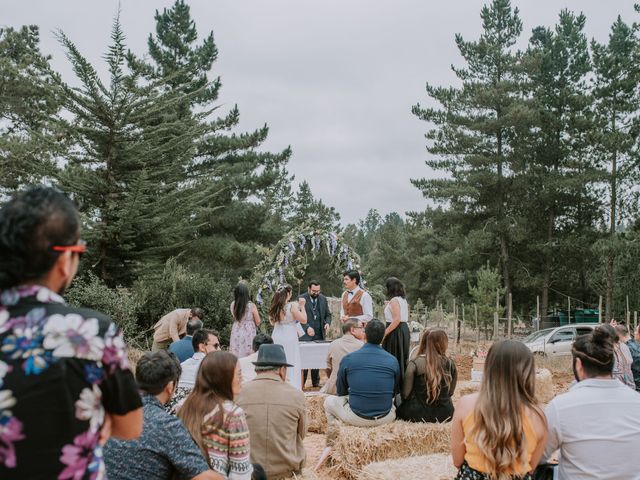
[43,314,104,360]
[0,389,16,412]
[75,385,105,433]
[0,360,8,387]
[0,309,8,327]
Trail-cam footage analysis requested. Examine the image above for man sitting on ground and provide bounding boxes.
[104,351,221,480]
[239,332,274,384]
[321,319,364,395]
[542,326,640,479]
[324,319,400,427]
[169,317,204,362]
[616,324,640,391]
[152,307,205,351]
[166,329,220,413]
[237,344,307,479]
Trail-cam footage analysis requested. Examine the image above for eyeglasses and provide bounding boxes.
[52,239,87,257]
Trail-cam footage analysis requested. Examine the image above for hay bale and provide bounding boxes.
[126,348,145,373]
[452,380,480,403]
[330,421,451,480]
[358,454,457,480]
[536,368,554,404]
[305,393,328,434]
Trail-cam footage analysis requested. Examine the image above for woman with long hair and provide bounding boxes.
[397,329,457,422]
[381,277,410,382]
[600,323,634,388]
[178,351,254,479]
[450,340,548,480]
[230,283,261,358]
[269,284,307,390]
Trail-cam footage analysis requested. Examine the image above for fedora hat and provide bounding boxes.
[252,344,293,367]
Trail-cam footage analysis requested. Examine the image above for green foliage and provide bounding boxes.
[132,259,234,345]
[468,264,504,336]
[66,272,142,346]
[0,25,63,195]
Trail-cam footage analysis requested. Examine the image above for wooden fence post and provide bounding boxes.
[507,293,513,339]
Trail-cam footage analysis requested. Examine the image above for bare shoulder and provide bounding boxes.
[456,392,479,417]
[526,405,548,436]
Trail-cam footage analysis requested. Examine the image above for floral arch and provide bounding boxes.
[250,226,361,306]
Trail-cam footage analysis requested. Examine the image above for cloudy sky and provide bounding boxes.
[4,1,638,224]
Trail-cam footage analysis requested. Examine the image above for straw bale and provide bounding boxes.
[273,468,318,480]
[358,454,457,480]
[305,393,328,434]
[452,380,480,403]
[126,348,145,373]
[535,368,554,404]
[330,420,451,480]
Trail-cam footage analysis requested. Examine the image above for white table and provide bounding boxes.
[299,341,331,369]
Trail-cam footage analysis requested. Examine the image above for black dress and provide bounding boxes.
[382,321,410,385]
[396,356,457,423]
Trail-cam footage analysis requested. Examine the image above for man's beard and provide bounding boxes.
[310,293,319,298]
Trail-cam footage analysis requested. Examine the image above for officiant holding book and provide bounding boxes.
[299,280,332,387]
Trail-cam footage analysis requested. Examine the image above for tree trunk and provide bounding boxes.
[606,114,618,321]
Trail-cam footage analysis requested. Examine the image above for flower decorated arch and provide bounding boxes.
[250,226,361,306]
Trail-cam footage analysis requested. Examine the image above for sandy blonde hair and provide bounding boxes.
[423,329,452,403]
[469,340,542,480]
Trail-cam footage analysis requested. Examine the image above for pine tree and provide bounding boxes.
[412,0,526,302]
[289,181,341,231]
[591,16,640,320]
[128,0,292,279]
[521,10,600,320]
[0,25,63,195]
[54,18,211,285]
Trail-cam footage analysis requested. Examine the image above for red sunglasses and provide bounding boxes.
[52,239,88,256]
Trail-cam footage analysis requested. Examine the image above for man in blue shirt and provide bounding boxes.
[104,351,221,480]
[169,317,204,362]
[324,319,400,427]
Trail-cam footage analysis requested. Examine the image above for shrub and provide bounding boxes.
[132,258,234,346]
[66,272,143,347]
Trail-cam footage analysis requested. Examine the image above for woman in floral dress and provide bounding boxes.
[229,283,261,358]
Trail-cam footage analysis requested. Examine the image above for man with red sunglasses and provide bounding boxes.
[0,186,143,479]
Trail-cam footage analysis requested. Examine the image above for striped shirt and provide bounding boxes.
[202,400,252,480]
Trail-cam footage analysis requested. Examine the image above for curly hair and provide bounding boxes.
[0,186,79,289]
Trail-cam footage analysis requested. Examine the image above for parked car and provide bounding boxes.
[522,323,597,357]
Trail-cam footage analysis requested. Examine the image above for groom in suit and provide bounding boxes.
[299,280,332,388]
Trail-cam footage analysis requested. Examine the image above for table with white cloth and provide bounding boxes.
[299,341,331,369]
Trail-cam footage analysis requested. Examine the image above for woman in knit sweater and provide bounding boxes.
[178,351,254,480]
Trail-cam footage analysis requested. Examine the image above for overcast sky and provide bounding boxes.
[4,1,638,224]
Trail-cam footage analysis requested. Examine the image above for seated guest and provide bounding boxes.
[170,317,204,362]
[239,333,274,384]
[542,327,640,479]
[166,329,220,414]
[237,344,307,479]
[397,329,457,423]
[179,351,254,479]
[153,307,205,351]
[320,319,364,395]
[621,324,640,390]
[601,323,634,388]
[104,351,221,480]
[324,319,400,427]
[451,340,547,479]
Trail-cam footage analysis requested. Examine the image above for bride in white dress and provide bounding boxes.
[269,284,308,390]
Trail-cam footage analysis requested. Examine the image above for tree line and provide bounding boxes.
[2,0,639,340]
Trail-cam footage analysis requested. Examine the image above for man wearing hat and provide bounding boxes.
[237,344,307,479]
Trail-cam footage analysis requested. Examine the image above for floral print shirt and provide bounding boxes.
[104,395,210,480]
[0,285,142,479]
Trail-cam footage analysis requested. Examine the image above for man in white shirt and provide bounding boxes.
[165,329,219,413]
[542,326,640,479]
[339,270,373,324]
[239,332,274,384]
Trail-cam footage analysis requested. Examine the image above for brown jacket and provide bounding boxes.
[321,333,364,395]
[236,372,307,479]
[153,308,190,342]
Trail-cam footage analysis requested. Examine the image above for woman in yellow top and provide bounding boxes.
[450,340,548,480]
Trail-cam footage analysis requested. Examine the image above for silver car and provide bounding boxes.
[522,324,597,357]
